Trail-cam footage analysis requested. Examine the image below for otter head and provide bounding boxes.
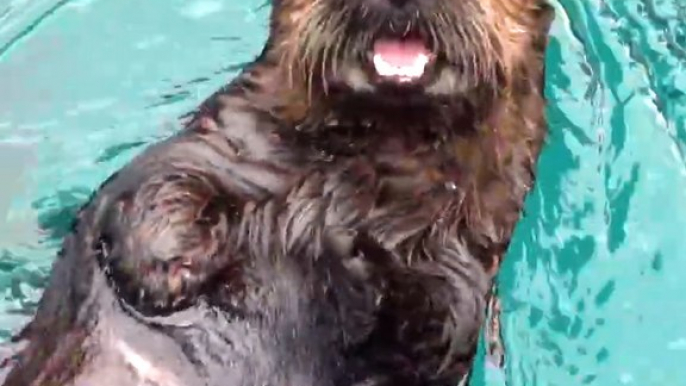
[270,0,553,108]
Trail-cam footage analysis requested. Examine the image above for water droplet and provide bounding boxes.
[619,372,634,384]
[668,338,686,350]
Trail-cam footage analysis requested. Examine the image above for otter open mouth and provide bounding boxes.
[362,17,440,89]
[371,38,434,84]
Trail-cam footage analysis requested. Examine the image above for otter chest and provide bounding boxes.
[308,141,468,252]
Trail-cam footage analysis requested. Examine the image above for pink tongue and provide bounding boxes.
[373,39,430,67]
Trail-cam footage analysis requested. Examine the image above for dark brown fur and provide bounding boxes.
[1,1,554,385]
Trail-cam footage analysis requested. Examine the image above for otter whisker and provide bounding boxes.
[427,22,439,54]
[403,20,412,37]
[302,2,328,100]
[319,11,338,95]
[329,17,349,79]
[329,7,351,81]
[469,19,493,81]
[435,6,455,64]
[340,34,356,80]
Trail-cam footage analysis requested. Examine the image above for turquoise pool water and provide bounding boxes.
[0,0,685,385]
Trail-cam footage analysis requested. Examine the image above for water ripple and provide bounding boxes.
[0,0,72,58]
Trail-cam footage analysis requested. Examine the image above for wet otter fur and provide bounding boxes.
[2,0,554,385]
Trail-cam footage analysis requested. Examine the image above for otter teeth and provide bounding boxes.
[372,53,430,81]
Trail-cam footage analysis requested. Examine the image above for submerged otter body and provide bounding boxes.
[2,0,554,385]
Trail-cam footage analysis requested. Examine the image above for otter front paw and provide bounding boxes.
[323,227,398,283]
[94,173,239,316]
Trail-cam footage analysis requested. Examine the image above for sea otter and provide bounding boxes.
[1,0,554,385]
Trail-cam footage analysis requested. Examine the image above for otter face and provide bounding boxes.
[272,0,551,101]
